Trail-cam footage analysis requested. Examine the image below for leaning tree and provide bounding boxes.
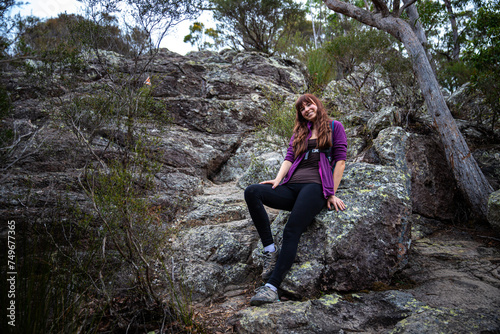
[322,0,493,220]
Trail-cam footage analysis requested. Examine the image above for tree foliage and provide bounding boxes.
[0,0,23,57]
[184,21,223,51]
[15,13,146,57]
[462,0,500,130]
[209,0,308,54]
[120,0,202,48]
[324,28,395,79]
[417,0,499,130]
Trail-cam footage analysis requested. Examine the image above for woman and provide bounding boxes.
[244,93,347,306]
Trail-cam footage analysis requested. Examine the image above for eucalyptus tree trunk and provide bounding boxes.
[322,0,493,220]
[402,0,437,74]
[443,0,461,60]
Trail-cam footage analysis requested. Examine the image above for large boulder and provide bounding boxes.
[153,124,242,180]
[473,148,500,191]
[170,219,259,300]
[178,182,248,225]
[373,126,410,172]
[236,151,283,189]
[406,133,463,222]
[447,82,494,130]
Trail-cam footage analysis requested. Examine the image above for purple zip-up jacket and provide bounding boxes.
[281,120,347,198]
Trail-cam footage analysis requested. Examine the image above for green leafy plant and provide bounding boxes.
[257,91,296,150]
[306,47,336,94]
[462,2,500,131]
[184,21,223,51]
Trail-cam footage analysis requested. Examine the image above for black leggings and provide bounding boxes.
[244,183,326,288]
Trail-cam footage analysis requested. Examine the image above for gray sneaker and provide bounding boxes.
[261,248,279,281]
[250,285,279,306]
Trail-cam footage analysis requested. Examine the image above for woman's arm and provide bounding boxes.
[333,160,345,193]
[327,160,346,211]
[260,160,292,189]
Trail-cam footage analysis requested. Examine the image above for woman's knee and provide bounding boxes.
[282,223,306,244]
[244,184,261,201]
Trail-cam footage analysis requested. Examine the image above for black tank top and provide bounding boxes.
[288,139,322,184]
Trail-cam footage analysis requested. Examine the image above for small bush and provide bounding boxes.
[306,47,336,94]
[258,92,296,149]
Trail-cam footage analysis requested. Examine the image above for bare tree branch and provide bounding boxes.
[398,0,419,17]
[393,0,400,15]
[323,0,382,31]
[372,0,390,16]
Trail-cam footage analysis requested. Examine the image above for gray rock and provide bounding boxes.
[373,126,410,172]
[155,171,204,196]
[215,134,285,183]
[473,149,500,190]
[170,219,259,300]
[232,224,500,334]
[237,151,283,189]
[345,126,367,160]
[346,136,366,159]
[179,182,248,225]
[447,82,494,128]
[367,106,401,137]
[149,50,307,135]
[341,109,373,127]
[323,65,394,114]
[153,124,241,180]
[409,214,446,240]
[406,133,463,222]
[488,190,500,231]
[232,289,500,334]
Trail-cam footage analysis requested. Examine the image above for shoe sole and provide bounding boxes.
[250,299,278,306]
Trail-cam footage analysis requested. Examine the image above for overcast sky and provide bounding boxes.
[13,0,207,55]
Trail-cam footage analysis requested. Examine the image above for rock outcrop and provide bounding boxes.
[1,50,499,333]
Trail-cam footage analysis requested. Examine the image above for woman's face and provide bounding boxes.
[300,100,318,122]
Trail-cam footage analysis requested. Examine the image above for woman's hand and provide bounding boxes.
[327,195,346,211]
[260,179,281,189]
[260,160,292,189]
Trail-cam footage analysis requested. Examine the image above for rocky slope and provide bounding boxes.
[1,49,500,333]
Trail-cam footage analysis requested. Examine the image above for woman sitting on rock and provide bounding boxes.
[244,93,347,306]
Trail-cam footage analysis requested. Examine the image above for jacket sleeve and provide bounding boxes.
[331,121,347,165]
[284,134,295,162]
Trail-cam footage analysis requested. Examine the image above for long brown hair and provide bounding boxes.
[293,94,332,158]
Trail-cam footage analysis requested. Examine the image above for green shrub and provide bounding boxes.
[258,92,296,149]
[324,28,394,79]
[306,47,336,94]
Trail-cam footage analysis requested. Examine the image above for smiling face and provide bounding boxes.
[300,99,318,122]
